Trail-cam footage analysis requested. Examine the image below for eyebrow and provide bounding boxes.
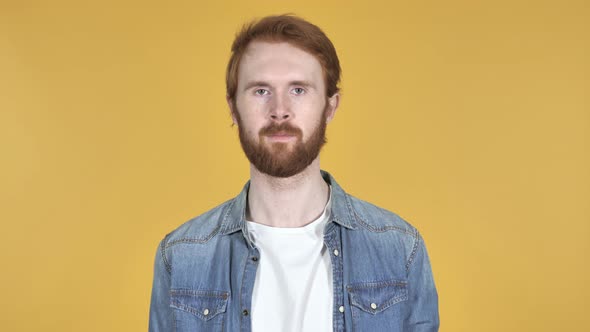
[242,80,316,91]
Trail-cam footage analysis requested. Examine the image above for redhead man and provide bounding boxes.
[149,14,439,332]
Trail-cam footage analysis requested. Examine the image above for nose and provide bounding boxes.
[269,93,292,122]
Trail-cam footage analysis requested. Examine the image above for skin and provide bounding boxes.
[227,41,340,228]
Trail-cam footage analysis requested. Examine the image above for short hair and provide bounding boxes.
[226,14,341,101]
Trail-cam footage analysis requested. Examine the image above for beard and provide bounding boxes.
[234,103,328,178]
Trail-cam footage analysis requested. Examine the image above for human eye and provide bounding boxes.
[254,88,270,96]
[292,87,306,95]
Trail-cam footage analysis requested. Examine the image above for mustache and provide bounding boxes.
[259,122,303,136]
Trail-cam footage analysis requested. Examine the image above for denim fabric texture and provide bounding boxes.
[149,170,439,331]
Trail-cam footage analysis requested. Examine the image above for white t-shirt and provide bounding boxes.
[245,187,333,332]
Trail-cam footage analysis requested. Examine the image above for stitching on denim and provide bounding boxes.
[345,194,415,235]
[171,301,218,320]
[350,294,408,312]
[347,281,409,314]
[350,292,408,314]
[170,291,229,321]
[344,193,357,228]
[238,248,249,329]
[346,280,407,290]
[172,307,176,332]
[352,208,413,234]
[165,224,221,248]
[324,230,345,330]
[406,228,420,272]
[161,234,172,274]
[346,280,409,314]
[219,198,237,234]
[170,300,225,315]
[170,289,229,297]
[324,235,341,329]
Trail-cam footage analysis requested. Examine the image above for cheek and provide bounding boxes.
[300,99,328,123]
[235,100,262,126]
[237,116,263,139]
[237,97,267,119]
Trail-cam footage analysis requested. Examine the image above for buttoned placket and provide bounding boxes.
[237,212,346,332]
[239,223,260,332]
[324,221,346,332]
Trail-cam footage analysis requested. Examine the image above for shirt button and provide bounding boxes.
[252,256,258,262]
[242,309,249,316]
[203,308,209,316]
[333,249,339,256]
[371,303,377,309]
[339,305,344,313]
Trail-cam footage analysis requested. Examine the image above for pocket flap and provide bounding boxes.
[170,289,229,321]
[347,280,408,314]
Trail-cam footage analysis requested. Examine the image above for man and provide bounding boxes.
[149,14,439,332]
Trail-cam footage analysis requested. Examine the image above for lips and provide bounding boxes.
[260,125,302,139]
[266,132,296,141]
[268,131,295,137]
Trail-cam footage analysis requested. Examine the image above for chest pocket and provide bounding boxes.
[347,280,408,332]
[170,289,229,332]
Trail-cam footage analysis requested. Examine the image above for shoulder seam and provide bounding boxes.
[349,197,414,235]
[165,224,221,247]
[163,199,233,247]
[405,228,421,273]
[160,233,172,274]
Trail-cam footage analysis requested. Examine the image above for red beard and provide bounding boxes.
[234,104,328,178]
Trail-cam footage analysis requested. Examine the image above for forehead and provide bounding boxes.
[237,41,324,87]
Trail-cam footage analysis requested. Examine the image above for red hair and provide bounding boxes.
[226,14,341,101]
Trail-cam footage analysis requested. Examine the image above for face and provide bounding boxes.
[229,41,339,178]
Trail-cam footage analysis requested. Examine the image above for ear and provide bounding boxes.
[325,93,340,124]
[226,95,238,126]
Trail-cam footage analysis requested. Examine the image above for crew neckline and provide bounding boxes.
[246,185,332,236]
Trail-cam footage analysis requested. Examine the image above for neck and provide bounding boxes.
[246,158,330,228]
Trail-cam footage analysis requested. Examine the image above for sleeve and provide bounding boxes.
[404,232,440,331]
[148,238,174,332]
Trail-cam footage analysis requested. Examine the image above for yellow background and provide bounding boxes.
[1,0,588,331]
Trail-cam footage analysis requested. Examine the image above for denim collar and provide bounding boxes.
[219,170,357,239]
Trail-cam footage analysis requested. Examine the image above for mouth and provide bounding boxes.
[266,134,295,142]
[265,132,297,142]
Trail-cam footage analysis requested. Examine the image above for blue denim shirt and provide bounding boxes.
[149,170,439,331]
